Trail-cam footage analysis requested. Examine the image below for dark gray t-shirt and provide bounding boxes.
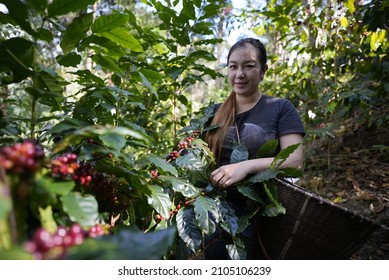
[217,95,306,166]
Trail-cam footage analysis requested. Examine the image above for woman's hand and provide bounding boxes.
[210,162,250,188]
[210,133,304,189]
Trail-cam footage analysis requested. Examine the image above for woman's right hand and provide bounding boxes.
[210,162,250,188]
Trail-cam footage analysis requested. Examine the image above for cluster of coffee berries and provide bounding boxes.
[155,213,164,221]
[154,201,194,223]
[150,169,158,179]
[169,150,180,160]
[50,154,94,186]
[0,140,44,174]
[168,131,202,161]
[73,162,94,186]
[50,153,79,179]
[25,224,85,260]
[176,131,201,150]
[88,224,106,238]
[25,223,109,259]
[178,140,188,149]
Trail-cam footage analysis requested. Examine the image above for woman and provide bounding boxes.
[204,37,305,259]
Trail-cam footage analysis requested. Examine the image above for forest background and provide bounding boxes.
[0,0,388,260]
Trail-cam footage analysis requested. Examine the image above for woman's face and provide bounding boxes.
[227,45,266,97]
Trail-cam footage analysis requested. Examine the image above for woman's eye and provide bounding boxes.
[246,64,255,68]
[229,65,237,69]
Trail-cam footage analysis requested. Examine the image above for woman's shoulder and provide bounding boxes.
[262,95,296,109]
[263,94,289,104]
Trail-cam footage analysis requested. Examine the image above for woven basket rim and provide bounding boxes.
[275,177,389,231]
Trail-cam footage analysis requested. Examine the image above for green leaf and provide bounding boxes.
[181,0,196,20]
[38,206,57,233]
[50,118,90,135]
[264,180,279,203]
[176,207,202,252]
[60,13,93,54]
[137,71,158,98]
[270,143,301,170]
[175,149,206,170]
[146,185,171,219]
[236,185,265,204]
[48,0,96,17]
[56,52,82,67]
[202,3,221,18]
[187,50,216,62]
[66,226,176,259]
[36,69,65,94]
[53,125,149,153]
[0,37,34,83]
[261,204,286,217]
[159,176,199,198]
[257,139,278,158]
[370,31,379,51]
[91,54,122,73]
[230,142,249,164]
[192,139,215,164]
[279,167,303,178]
[190,22,214,35]
[98,28,143,52]
[98,133,126,153]
[260,181,285,217]
[0,248,33,260]
[60,192,99,227]
[340,16,349,28]
[194,196,218,235]
[226,237,247,260]
[37,28,54,42]
[248,170,279,184]
[35,176,75,196]
[170,29,190,45]
[27,0,48,12]
[25,88,63,112]
[219,199,239,236]
[237,216,250,233]
[71,70,105,86]
[1,0,35,36]
[0,196,11,220]
[81,35,126,60]
[91,13,130,33]
[138,69,162,83]
[346,0,355,13]
[147,157,178,176]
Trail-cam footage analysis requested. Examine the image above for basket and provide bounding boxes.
[255,178,386,260]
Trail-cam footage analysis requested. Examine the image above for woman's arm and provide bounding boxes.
[210,133,304,188]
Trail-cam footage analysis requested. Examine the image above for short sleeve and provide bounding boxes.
[278,99,306,137]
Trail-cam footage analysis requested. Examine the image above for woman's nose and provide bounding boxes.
[236,69,245,77]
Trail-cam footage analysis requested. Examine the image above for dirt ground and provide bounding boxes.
[300,122,389,259]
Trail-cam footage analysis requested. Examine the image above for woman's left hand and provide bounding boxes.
[210,162,249,188]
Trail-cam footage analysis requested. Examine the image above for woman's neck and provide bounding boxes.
[235,92,262,114]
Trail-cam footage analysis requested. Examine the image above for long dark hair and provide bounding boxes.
[205,38,267,161]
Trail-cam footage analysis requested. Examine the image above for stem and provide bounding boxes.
[30,97,37,139]
[173,89,178,143]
